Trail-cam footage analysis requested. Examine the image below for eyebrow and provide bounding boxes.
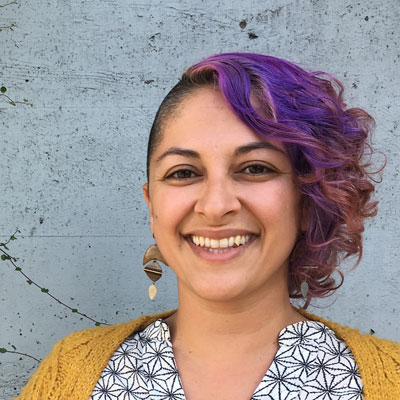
[233,141,286,156]
[154,141,286,164]
[155,148,200,164]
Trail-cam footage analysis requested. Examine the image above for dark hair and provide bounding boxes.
[146,52,380,305]
[146,77,204,179]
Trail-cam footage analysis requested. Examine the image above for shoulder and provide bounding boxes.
[15,310,176,400]
[297,306,400,349]
[57,309,176,352]
[296,307,400,399]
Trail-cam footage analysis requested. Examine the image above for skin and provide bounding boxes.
[143,87,308,400]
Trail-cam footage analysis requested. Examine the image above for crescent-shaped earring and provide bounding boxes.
[142,243,168,300]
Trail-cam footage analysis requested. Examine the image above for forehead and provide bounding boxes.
[157,87,286,154]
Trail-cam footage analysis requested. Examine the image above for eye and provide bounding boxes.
[165,169,198,180]
[241,164,277,175]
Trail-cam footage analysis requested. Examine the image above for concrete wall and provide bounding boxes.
[1,0,399,397]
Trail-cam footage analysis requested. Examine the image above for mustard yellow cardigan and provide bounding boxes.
[16,308,400,400]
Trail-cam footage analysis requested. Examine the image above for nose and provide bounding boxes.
[194,176,241,223]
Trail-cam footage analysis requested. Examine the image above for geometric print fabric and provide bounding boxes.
[90,319,363,400]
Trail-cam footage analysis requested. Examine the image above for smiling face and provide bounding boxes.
[143,87,303,303]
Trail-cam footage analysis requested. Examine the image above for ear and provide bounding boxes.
[142,183,154,233]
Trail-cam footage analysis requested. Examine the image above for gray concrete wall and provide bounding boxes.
[1,0,399,398]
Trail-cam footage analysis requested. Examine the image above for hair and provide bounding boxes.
[146,52,380,306]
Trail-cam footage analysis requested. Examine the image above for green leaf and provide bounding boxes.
[0,86,6,93]
[3,245,9,250]
[41,288,49,293]
[71,308,78,313]
[1,255,10,261]
[11,345,16,350]
[10,236,16,240]
[95,322,101,326]
[27,279,32,285]
[10,101,16,106]
[23,99,28,102]
[0,348,7,353]
[15,267,22,271]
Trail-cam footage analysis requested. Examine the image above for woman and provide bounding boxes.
[16,53,400,400]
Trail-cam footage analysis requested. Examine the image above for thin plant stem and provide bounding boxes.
[1,230,109,326]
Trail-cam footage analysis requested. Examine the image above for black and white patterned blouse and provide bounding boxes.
[90,318,364,400]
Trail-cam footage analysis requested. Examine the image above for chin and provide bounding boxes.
[182,277,253,303]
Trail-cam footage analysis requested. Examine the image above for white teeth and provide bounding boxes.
[208,248,230,253]
[190,234,253,250]
[220,238,229,248]
[210,239,219,248]
[234,235,241,246]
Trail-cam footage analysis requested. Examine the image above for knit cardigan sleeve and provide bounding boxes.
[15,311,175,400]
[14,336,66,400]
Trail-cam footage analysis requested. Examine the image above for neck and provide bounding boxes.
[165,277,307,359]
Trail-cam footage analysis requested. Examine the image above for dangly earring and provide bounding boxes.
[300,278,309,299]
[290,237,317,304]
[142,243,167,300]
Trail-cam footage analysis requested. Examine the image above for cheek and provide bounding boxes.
[244,180,301,230]
[151,185,196,233]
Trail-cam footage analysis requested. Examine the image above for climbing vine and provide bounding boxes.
[1,1,105,364]
[0,230,110,362]
[0,2,32,107]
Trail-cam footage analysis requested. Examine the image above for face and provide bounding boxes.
[143,88,304,303]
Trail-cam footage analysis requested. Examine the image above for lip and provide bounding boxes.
[184,232,257,263]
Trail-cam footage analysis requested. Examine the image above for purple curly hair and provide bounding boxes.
[146,52,379,306]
